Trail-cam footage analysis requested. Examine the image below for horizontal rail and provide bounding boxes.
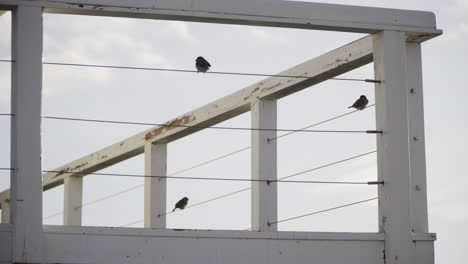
[0,1,441,36]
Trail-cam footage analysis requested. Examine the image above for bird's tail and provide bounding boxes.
[348,106,353,108]
[172,208,176,212]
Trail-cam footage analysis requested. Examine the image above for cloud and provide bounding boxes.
[247,27,289,45]
[438,22,468,42]
[41,14,171,97]
[456,0,468,10]
[161,21,195,42]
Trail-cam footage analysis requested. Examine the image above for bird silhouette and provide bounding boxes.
[195,56,211,73]
[348,95,369,110]
[172,197,189,212]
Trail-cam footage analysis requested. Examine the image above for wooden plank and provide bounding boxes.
[144,143,167,228]
[63,176,83,226]
[41,226,386,264]
[43,225,386,240]
[41,135,145,190]
[10,5,43,263]
[0,35,374,200]
[251,99,277,231]
[0,225,13,263]
[406,43,429,233]
[0,0,441,38]
[373,31,413,264]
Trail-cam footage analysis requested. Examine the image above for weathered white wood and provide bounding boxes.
[373,31,413,264]
[0,190,9,205]
[10,5,43,263]
[40,226,386,264]
[1,199,10,224]
[6,35,372,198]
[414,241,434,264]
[43,225,386,240]
[0,0,441,40]
[63,176,83,226]
[251,99,277,231]
[406,43,429,233]
[41,136,145,190]
[0,225,13,263]
[144,143,167,228]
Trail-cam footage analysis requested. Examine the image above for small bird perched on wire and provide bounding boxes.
[172,197,189,212]
[195,56,211,73]
[348,95,369,110]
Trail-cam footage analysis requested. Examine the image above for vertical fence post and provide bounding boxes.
[144,142,167,228]
[373,30,414,264]
[251,99,277,231]
[10,5,44,263]
[405,42,429,234]
[63,176,83,226]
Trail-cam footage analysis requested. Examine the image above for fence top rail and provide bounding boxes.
[0,0,441,41]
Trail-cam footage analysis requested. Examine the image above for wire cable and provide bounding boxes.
[42,184,147,220]
[120,219,144,227]
[2,60,380,83]
[0,168,13,171]
[122,150,377,226]
[168,146,251,176]
[124,196,379,228]
[0,114,13,117]
[268,197,377,226]
[14,107,378,221]
[278,150,376,181]
[43,116,378,134]
[76,184,143,210]
[42,170,376,185]
[268,104,376,142]
[121,187,252,226]
[73,148,252,211]
[50,105,377,214]
[43,61,380,83]
[161,187,251,217]
[43,211,64,220]
[64,147,251,214]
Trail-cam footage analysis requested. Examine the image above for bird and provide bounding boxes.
[172,197,189,212]
[348,95,369,110]
[195,56,211,73]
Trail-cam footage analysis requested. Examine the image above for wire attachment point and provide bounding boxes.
[367,181,384,185]
[366,130,383,134]
[364,79,381,84]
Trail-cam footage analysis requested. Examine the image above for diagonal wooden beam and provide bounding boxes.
[1,35,373,199]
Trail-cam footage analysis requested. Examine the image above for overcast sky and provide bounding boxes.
[0,0,466,263]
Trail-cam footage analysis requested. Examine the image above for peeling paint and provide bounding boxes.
[52,162,88,178]
[262,82,282,92]
[53,168,71,178]
[73,162,88,171]
[145,114,197,141]
[243,86,261,101]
